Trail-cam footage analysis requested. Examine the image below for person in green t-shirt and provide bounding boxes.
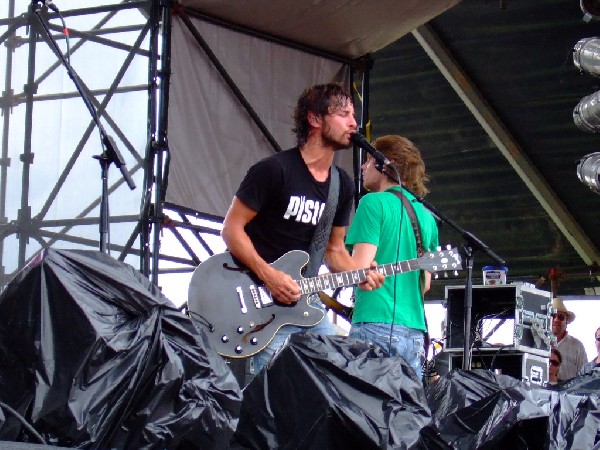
[346,135,439,380]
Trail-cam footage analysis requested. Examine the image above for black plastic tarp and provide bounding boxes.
[232,334,600,450]
[420,369,600,449]
[232,333,431,450]
[0,248,241,449]
[3,249,599,450]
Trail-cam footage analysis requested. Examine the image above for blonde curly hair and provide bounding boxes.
[372,135,430,197]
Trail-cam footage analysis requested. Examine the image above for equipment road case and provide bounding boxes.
[444,282,554,357]
[434,348,549,385]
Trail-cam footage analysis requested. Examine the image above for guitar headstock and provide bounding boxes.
[418,245,463,277]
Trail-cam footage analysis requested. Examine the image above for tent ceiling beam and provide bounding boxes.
[412,23,600,266]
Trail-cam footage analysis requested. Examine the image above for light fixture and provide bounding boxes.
[573,91,600,132]
[572,37,600,132]
[576,152,600,194]
[581,0,600,22]
[573,36,600,192]
[573,37,600,77]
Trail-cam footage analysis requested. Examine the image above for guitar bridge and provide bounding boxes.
[236,287,248,314]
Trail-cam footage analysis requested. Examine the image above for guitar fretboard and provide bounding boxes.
[296,259,417,295]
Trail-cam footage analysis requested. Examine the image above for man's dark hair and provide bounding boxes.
[293,83,353,147]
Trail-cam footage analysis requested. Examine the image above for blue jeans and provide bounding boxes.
[251,301,335,375]
[349,322,425,380]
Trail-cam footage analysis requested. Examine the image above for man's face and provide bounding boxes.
[319,99,357,150]
[361,156,382,192]
[595,329,600,355]
[551,312,568,337]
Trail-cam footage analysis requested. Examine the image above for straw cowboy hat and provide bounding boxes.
[551,297,576,324]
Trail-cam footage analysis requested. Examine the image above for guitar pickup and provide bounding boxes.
[249,285,261,309]
[257,286,273,306]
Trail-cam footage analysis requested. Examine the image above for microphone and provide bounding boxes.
[350,132,391,169]
[45,0,59,13]
[31,0,59,13]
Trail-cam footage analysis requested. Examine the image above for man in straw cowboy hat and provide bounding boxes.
[551,297,587,381]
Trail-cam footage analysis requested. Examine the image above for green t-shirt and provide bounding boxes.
[345,187,439,330]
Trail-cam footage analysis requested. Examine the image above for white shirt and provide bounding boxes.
[556,333,588,380]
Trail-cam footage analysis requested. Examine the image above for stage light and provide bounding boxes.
[573,90,600,132]
[572,38,600,132]
[576,152,600,194]
[581,0,600,22]
[573,37,600,77]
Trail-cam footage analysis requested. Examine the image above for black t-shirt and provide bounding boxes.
[236,147,355,263]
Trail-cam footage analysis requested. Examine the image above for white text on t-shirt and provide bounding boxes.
[283,196,325,225]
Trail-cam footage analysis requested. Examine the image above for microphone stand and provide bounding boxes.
[374,161,505,370]
[30,1,136,254]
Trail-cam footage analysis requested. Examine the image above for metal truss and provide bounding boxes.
[0,0,167,287]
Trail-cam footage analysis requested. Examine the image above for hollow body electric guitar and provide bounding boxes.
[187,247,462,358]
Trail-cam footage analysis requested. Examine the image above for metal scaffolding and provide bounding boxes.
[0,0,169,285]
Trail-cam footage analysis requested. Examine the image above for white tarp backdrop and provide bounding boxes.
[166,15,351,217]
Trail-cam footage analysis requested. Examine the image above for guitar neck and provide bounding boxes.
[296,259,419,295]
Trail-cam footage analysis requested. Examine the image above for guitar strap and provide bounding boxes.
[389,189,431,359]
[390,190,425,256]
[304,166,340,278]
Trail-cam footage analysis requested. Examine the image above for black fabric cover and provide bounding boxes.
[420,369,600,449]
[3,249,599,450]
[0,248,241,449]
[232,333,431,450]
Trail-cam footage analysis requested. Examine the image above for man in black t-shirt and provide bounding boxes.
[221,83,384,374]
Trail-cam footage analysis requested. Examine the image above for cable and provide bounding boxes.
[481,309,512,343]
[489,345,510,373]
[0,400,47,445]
[388,186,405,357]
[34,0,71,64]
[49,1,71,65]
[187,309,214,332]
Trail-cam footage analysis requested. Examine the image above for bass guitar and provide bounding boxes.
[187,247,462,358]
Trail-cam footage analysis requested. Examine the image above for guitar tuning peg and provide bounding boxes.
[443,271,449,278]
[435,246,441,252]
[434,273,439,280]
[453,270,459,276]
[445,244,451,250]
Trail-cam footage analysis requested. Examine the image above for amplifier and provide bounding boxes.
[434,348,548,385]
[444,283,553,356]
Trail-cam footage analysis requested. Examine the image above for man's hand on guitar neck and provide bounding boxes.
[357,260,385,291]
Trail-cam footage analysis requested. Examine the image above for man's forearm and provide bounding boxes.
[324,247,356,273]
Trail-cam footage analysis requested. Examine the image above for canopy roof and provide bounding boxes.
[180,0,462,59]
